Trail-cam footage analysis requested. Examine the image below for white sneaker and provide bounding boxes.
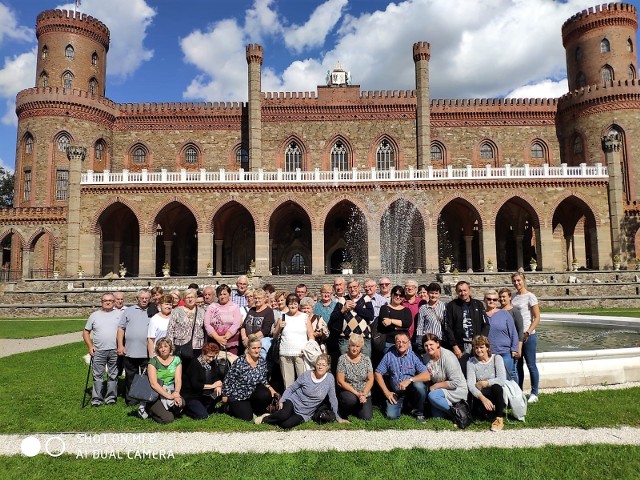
[528,394,538,404]
[254,413,269,425]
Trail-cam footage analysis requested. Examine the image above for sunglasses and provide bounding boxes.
[485,297,499,302]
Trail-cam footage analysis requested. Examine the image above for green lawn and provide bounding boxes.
[0,342,639,434]
[0,318,84,339]
[1,445,639,480]
[544,308,640,317]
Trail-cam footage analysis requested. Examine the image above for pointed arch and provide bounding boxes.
[211,200,256,275]
[323,199,368,274]
[430,140,447,168]
[475,138,499,167]
[551,194,600,269]
[380,198,426,273]
[152,200,200,276]
[368,134,400,170]
[270,199,313,274]
[91,197,145,235]
[178,141,203,169]
[529,138,548,165]
[277,135,308,171]
[323,134,354,171]
[127,141,153,169]
[436,196,485,272]
[602,124,632,202]
[494,196,542,271]
[62,70,74,89]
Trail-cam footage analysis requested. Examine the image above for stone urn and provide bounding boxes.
[443,263,451,273]
[162,268,170,277]
[206,267,213,277]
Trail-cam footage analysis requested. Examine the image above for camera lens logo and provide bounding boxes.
[20,436,65,457]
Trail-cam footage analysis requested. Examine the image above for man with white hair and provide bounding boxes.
[231,275,249,308]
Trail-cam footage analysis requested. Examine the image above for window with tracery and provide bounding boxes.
[430,143,443,161]
[531,141,545,159]
[56,170,69,201]
[40,72,48,88]
[65,44,74,59]
[133,146,147,163]
[480,143,495,160]
[25,136,33,154]
[62,71,73,89]
[236,147,249,170]
[330,140,348,171]
[376,139,395,170]
[184,146,198,164]
[602,66,613,84]
[57,134,70,152]
[284,142,302,172]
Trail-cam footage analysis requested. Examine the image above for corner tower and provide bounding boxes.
[35,9,110,96]
[246,43,263,171]
[562,3,637,91]
[413,42,430,170]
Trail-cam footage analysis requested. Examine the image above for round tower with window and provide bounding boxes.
[35,9,109,95]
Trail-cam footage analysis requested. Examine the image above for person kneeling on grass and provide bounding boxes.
[182,342,224,420]
[146,337,183,424]
[466,335,506,432]
[262,354,349,429]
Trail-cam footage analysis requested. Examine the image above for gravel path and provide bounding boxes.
[0,332,80,358]
[3,427,639,456]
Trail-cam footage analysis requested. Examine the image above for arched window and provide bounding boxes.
[330,140,348,171]
[65,44,74,59]
[573,135,583,154]
[236,146,249,170]
[627,39,633,52]
[376,139,395,170]
[25,135,34,154]
[576,72,586,88]
[42,45,48,59]
[575,46,583,62]
[89,78,97,95]
[530,141,545,160]
[184,146,198,164]
[430,143,443,161]
[57,133,70,152]
[56,169,69,201]
[62,71,73,90]
[40,72,48,88]
[479,142,495,160]
[92,52,98,66]
[602,65,613,85]
[132,145,147,163]
[284,141,302,172]
[94,140,105,160]
[628,65,636,80]
[600,38,610,53]
[23,170,31,201]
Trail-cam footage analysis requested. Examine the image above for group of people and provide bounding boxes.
[83,272,540,430]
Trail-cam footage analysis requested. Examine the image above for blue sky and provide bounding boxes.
[0,0,637,172]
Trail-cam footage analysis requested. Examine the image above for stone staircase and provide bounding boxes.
[1,270,640,317]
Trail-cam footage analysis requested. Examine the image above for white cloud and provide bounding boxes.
[0,154,13,172]
[506,79,569,100]
[245,0,282,43]
[0,49,36,126]
[57,0,156,79]
[283,0,348,54]
[0,3,32,45]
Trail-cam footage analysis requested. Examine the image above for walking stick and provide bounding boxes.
[82,356,93,409]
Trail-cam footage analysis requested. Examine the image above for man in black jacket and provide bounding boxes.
[444,281,489,374]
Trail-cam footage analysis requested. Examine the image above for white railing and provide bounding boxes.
[81,163,608,185]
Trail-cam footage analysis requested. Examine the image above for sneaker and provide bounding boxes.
[415,415,426,423]
[254,413,269,425]
[490,417,504,432]
[528,394,539,404]
[137,405,149,420]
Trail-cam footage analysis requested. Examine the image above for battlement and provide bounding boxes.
[36,9,110,50]
[263,91,317,101]
[562,3,637,44]
[557,78,640,111]
[261,88,416,106]
[246,43,264,64]
[360,90,416,99]
[430,97,558,109]
[117,101,246,114]
[412,41,431,62]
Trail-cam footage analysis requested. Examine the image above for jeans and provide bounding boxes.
[427,388,452,419]
[91,349,118,405]
[518,333,539,395]
[499,353,518,384]
[385,381,427,419]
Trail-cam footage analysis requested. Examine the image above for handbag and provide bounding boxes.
[214,348,231,379]
[450,400,473,429]
[129,370,159,403]
[312,405,336,424]
[266,335,281,364]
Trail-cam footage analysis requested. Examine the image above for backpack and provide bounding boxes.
[503,378,527,421]
[450,400,473,429]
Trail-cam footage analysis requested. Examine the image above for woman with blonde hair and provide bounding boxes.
[336,334,374,420]
[145,337,183,424]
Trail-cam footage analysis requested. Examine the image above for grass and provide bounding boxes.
[544,308,640,317]
[0,445,639,480]
[0,342,639,434]
[0,318,84,339]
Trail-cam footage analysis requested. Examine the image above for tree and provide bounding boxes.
[0,167,15,208]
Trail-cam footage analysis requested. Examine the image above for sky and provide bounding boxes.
[0,0,638,172]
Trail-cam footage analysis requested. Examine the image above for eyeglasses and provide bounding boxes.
[404,285,416,290]
[364,285,376,289]
[315,363,328,368]
[485,297,499,302]
[379,283,390,287]
[101,299,114,303]
[392,293,404,297]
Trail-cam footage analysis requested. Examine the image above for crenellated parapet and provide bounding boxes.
[246,43,263,65]
[412,41,430,62]
[557,79,640,114]
[36,9,110,51]
[117,101,245,114]
[0,207,67,225]
[431,97,558,108]
[562,2,637,46]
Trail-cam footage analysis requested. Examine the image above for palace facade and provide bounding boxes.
[1,3,639,279]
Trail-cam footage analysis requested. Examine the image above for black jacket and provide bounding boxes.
[444,298,490,350]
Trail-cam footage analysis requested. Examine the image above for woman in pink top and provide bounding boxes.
[204,284,243,355]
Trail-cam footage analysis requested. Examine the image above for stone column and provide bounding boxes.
[215,239,223,276]
[254,230,270,276]
[138,232,155,277]
[413,236,423,273]
[602,131,625,259]
[368,223,382,275]
[163,240,173,270]
[246,44,263,171]
[21,249,31,279]
[482,227,496,271]
[197,231,213,276]
[413,42,431,170]
[537,226,559,271]
[515,234,524,270]
[424,227,439,272]
[65,145,86,277]
[311,228,325,275]
[464,235,474,272]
